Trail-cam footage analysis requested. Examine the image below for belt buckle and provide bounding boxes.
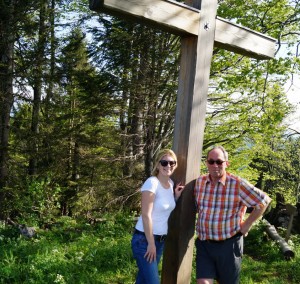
[159,235,166,242]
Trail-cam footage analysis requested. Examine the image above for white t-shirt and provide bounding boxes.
[135,176,176,235]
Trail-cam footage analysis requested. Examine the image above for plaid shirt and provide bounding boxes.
[194,172,271,241]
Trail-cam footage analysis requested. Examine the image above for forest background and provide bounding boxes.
[0,0,300,226]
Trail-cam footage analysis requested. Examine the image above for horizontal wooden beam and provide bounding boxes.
[89,0,276,59]
[90,0,200,35]
[214,17,276,60]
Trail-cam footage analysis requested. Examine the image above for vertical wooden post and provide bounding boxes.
[285,204,297,241]
[162,0,218,283]
[88,0,276,281]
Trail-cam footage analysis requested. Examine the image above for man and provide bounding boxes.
[194,145,271,284]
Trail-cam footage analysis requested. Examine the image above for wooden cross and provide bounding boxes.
[89,0,276,283]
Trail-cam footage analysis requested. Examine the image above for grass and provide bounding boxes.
[0,214,136,283]
[0,213,299,283]
[241,223,300,284]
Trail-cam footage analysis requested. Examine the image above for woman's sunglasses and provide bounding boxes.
[207,159,225,165]
[159,160,176,167]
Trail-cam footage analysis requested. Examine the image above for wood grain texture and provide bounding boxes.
[90,0,276,59]
[162,0,218,282]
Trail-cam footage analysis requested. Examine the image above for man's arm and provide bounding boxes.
[240,203,270,236]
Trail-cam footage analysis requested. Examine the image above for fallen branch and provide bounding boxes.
[7,217,36,238]
[263,219,295,260]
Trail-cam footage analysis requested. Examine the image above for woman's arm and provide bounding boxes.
[141,191,156,263]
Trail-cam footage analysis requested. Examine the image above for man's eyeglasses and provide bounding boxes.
[207,159,226,165]
[159,160,176,167]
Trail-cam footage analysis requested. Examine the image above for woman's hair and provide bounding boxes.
[207,145,228,161]
[151,149,178,176]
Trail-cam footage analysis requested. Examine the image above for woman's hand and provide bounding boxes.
[174,182,185,201]
[144,242,156,263]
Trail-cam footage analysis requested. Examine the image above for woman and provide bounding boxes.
[131,149,184,284]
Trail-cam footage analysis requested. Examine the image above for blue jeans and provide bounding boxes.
[131,232,165,284]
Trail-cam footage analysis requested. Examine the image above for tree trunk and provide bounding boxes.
[45,0,56,118]
[28,0,47,176]
[0,1,15,197]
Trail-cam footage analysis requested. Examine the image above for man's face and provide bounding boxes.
[206,148,228,180]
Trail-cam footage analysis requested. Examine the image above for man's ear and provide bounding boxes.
[225,161,230,167]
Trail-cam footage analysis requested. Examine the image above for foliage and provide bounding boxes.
[0,213,137,283]
[0,214,299,283]
[0,0,300,220]
[201,0,300,204]
[0,2,299,283]
[242,220,300,283]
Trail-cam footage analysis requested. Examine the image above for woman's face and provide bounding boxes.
[157,154,177,177]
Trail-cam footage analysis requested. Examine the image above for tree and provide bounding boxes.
[0,0,43,218]
[28,0,49,176]
[89,18,180,178]
[0,1,14,193]
[0,0,299,219]
[200,0,300,198]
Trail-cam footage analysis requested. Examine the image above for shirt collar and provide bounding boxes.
[207,173,227,185]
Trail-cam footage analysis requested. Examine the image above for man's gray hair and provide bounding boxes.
[207,145,228,161]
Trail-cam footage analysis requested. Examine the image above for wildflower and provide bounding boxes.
[54,274,66,284]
